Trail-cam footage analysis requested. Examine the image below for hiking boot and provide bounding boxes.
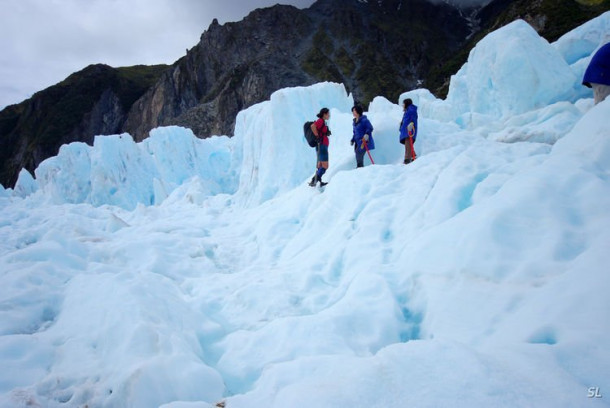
[309,175,318,187]
[319,180,328,187]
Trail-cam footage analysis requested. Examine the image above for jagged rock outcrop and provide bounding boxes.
[123,0,473,141]
[124,5,315,141]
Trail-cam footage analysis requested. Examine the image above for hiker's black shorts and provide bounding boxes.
[317,144,329,162]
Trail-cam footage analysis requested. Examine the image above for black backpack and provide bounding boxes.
[303,121,318,147]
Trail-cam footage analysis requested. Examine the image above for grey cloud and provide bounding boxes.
[0,0,315,109]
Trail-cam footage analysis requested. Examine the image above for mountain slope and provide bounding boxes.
[0,64,168,188]
[123,0,472,141]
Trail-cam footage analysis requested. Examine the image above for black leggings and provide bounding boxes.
[355,148,365,168]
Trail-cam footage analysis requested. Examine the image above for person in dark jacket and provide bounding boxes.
[583,42,610,105]
[351,105,374,168]
[309,108,331,187]
[399,98,418,164]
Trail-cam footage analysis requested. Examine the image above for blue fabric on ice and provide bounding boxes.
[583,42,610,87]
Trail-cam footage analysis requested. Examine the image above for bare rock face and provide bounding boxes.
[123,6,315,140]
[123,0,475,140]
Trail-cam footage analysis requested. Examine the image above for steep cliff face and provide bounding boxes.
[124,5,314,141]
[123,0,473,141]
[0,64,167,187]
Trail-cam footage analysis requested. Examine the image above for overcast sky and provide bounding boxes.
[0,0,491,110]
[0,0,317,110]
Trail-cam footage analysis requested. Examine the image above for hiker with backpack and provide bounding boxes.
[308,108,331,187]
[350,105,375,168]
[399,98,418,164]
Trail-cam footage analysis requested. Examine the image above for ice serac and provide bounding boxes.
[553,11,610,66]
[16,82,351,210]
[403,19,584,129]
[450,20,576,122]
[29,127,236,210]
[553,11,610,101]
[13,169,38,198]
[399,16,610,144]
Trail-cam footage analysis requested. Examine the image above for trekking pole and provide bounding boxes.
[362,139,375,165]
[408,136,417,161]
[407,125,417,161]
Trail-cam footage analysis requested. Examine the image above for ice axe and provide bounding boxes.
[362,139,375,165]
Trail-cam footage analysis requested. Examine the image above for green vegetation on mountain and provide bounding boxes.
[0,64,168,187]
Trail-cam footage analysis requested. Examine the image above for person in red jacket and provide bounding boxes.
[309,108,331,187]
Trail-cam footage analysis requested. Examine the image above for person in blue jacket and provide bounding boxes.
[350,105,374,168]
[399,98,418,164]
[583,42,610,105]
